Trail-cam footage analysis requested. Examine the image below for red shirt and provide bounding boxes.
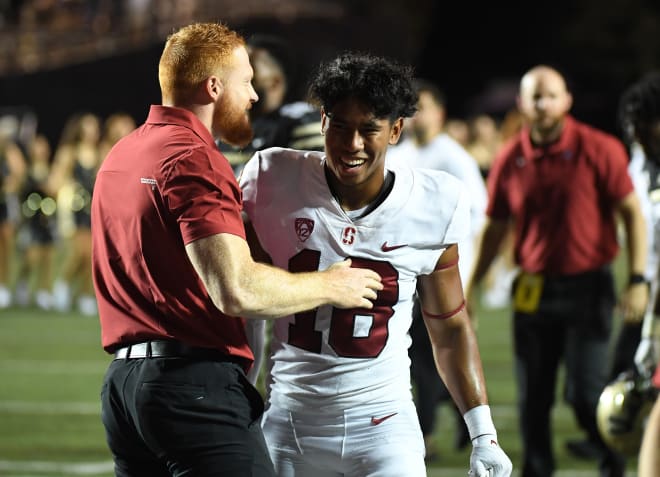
[92,105,253,369]
[486,115,633,275]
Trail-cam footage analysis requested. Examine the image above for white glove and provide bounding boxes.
[634,336,660,378]
[468,435,513,477]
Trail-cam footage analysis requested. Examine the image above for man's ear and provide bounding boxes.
[207,76,224,101]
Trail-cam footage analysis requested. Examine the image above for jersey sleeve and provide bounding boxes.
[238,150,260,222]
[163,147,246,245]
[444,183,471,246]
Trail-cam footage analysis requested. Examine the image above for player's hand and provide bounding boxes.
[324,259,383,309]
[618,282,648,324]
[469,435,513,477]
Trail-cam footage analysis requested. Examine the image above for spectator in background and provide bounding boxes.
[468,112,519,311]
[466,113,501,179]
[48,112,102,316]
[0,116,26,308]
[445,117,470,147]
[14,133,57,309]
[218,34,324,176]
[387,78,485,460]
[99,112,136,160]
[466,64,648,477]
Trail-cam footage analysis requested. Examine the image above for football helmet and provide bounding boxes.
[596,370,658,456]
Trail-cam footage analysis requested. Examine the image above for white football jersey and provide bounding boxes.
[240,147,470,412]
[629,142,660,303]
[387,134,485,283]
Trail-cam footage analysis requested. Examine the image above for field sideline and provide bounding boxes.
[0,300,638,476]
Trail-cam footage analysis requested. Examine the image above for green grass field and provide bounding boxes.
[0,301,638,477]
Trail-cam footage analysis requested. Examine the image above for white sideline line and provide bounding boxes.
[0,401,100,415]
[0,400,577,419]
[0,360,107,374]
[0,462,632,477]
[0,460,114,475]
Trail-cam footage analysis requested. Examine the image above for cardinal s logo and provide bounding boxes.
[342,226,356,245]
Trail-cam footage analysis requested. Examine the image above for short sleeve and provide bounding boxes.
[444,186,471,246]
[163,147,246,244]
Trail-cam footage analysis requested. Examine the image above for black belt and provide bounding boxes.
[113,340,243,365]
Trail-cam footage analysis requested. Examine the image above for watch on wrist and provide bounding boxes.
[628,273,647,286]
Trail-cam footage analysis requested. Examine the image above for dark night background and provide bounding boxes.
[1,0,660,147]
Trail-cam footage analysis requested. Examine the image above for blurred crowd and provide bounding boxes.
[0,0,341,75]
[0,0,200,74]
[0,108,136,314]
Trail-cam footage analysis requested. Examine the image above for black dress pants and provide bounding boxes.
[513,267,624,477]
[101,356,275,477]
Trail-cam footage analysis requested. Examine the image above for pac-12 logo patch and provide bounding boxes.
[295,218,314,242]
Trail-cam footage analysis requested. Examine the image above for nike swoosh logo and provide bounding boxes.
[381,242,407,252]
[371,412,398,425]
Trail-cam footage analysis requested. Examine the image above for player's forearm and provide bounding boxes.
[428,316,489,412]
[466,218,509,295]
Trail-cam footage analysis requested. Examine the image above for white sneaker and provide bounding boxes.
[52,280,71,312]
[35,289,53,310]
[14,281,30,307]
[77,294,98,316]
[0,285,10,308]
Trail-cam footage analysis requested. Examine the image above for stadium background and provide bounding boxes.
[1,0,660,145]
[1,0,658,475]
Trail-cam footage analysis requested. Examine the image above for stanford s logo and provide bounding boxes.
[295,218,314,242]
[342,226,356,245]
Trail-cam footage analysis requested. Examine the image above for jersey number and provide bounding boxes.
[288,249,398,358]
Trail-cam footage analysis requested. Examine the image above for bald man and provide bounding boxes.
[465,65,648,477]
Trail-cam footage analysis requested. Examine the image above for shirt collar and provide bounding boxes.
[520,114,577,160]
[146,105,216,148]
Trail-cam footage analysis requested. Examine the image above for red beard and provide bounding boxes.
[214,95,254,148]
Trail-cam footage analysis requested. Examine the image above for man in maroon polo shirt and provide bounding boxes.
[91,23,382,477]
[465,65,648,477]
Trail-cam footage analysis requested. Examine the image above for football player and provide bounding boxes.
[240,52,512,477]
[617,71,660,477]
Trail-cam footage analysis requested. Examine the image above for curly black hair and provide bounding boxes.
[618,72,660,147]
[307,52,417,122]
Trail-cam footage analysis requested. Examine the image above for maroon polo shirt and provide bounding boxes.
[91,105,252,369]
[486,115,633,276]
